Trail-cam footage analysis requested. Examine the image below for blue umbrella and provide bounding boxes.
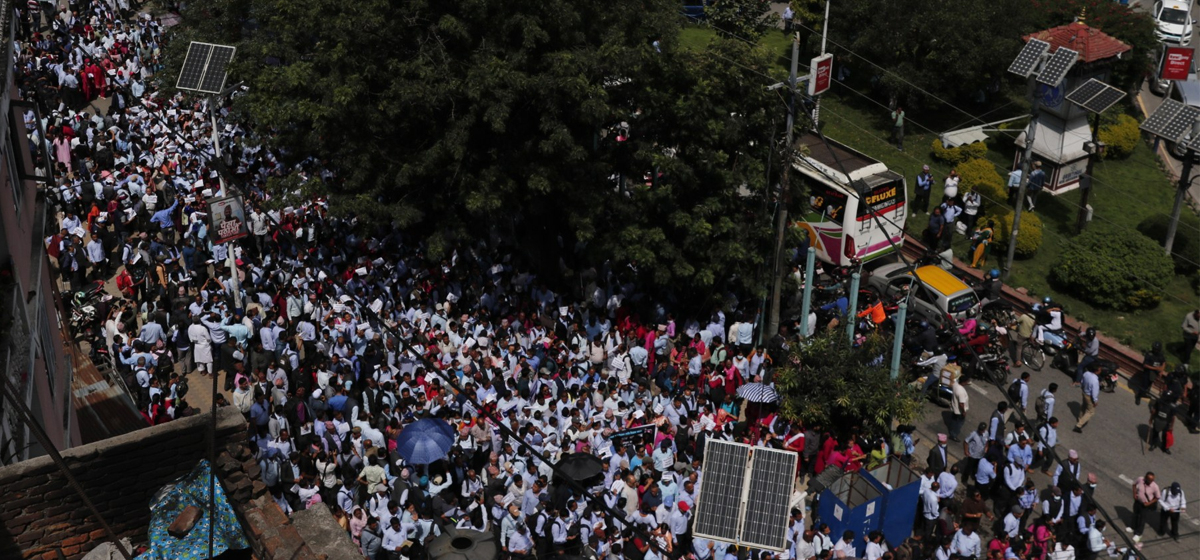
[395,418,456,465]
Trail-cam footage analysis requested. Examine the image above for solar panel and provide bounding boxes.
[1036,47,1078,87]
[1066,78,1126,114]
[1065,79,1106,105]
[1008,39,1050,78]
[199,45,236,94]
[739,447,798,551]
[177,42,212,91]
[177,41,236,94]
[694,441,797,551]
[1141,98,1200,143]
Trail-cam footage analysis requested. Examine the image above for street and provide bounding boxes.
[912,359,1198,559]
[1135,0,1200,205]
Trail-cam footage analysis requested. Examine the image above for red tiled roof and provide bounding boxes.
[1024,22,1131,64]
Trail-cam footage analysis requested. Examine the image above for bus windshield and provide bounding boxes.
[857,179,904,220]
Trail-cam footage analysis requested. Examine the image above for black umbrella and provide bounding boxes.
[556,453,605,484]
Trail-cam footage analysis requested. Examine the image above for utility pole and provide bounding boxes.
[1075,112,1099,232]
[1165,119,1200,255]
[1005,77,1039,279]
[812,1,831,128]
[767,32,801,338]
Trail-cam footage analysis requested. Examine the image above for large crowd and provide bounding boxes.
[13,3,1193,560]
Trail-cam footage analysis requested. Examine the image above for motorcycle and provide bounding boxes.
[1097,359,1119,393]
[68,280,109,339]
[1021,334,1076,373]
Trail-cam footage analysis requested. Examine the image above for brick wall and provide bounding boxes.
[0,407,248,560]
[214,443,324,560]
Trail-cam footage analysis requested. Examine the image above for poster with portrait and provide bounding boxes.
[208,196,250,245]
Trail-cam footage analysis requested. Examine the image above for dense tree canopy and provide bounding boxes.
[828,0,1153,106]
[774,332,922,439]
[172,0,784,305]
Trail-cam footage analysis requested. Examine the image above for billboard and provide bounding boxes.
[808,53,833,96]
[208,196,250,245]
[1162,47,1194,81]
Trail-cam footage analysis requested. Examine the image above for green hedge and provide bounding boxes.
[931,139,988,165]
[1051,224,1175,310]
[1137,213,1200,274]
[1099,114,1139,160]
[982,207,1043,258]
[956,158,1007,206]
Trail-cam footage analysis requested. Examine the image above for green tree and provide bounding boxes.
[774,331,922,439]
[706,0,779,40]
[171,0,782,304]
[829,0,1036,106]
[1030,0,1157,92]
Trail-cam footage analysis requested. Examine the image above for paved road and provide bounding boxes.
[1133,0,1200,205]
[911,358,1198,559]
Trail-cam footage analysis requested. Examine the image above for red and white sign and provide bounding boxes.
[808,53,833,96]
[1162,47,1194,81]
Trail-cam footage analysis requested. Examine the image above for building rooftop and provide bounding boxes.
[1024,21,1131,64]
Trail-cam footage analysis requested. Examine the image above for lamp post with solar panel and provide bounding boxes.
[1063,78,1126,232]
[173,40,237,560]
[1139,99,1200,255]
[1003,41,1077,278]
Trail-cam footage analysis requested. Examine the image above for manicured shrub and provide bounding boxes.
[1051,224,1175,310]
[956,158,1007,206]
[1137,213,1200,274]
[1099,114,1139,160]
[930,139,988,165]
[980,207,1043,258]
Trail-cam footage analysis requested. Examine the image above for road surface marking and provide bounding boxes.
[969,383,989,396]
[1119,474,1134,485]
[1184,511,1200,527]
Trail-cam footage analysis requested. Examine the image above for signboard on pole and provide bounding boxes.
[808,53,834,96]
[1162,47,1194,81]
[208,196,250,245]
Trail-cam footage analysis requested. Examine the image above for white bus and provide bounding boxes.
[792,132,908,266]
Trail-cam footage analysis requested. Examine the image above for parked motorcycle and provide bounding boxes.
[68,280,109,339]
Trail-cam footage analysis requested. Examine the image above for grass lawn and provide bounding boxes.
[676,23,1199,358]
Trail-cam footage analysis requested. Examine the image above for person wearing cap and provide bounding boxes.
[1053,449,1082,490]
[1159,481,1185,541]
[1002,505,1023,539]
[927,433,950,475]
[914,165,934,216]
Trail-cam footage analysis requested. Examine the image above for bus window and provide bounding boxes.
[807,183,848,221]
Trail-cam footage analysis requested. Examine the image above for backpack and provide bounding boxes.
[991,410,1007,443]
[1034,391,1048,420]
[1007,379,1024,404]
[262,455,282,487]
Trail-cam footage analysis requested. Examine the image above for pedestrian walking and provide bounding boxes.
[782,5,794,34]
[1007,167,1022,205]
[891,106,905,151]
[1073,368,1099,433]
[1025,161,1046,211]
[948,373,968,441]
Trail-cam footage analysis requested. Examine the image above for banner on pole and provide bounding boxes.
[208,196,250,245]
[1162,47,1193,81]
[808,54,834,96]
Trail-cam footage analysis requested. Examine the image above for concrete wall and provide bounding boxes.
[0,407,248,560]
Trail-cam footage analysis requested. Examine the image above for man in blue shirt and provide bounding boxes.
[150,194,180,244]
[924,207,946,249]
[1074,368,1100,432]
[1026,161,1046,211]
[915,165,934,215]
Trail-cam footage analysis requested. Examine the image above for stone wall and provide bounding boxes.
[213,443,325,560]
[0,407,248,560]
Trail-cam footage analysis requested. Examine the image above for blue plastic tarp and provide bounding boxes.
[137,459,250,560]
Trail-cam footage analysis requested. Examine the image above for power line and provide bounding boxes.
[816,104,1200,306]
[787,19,1200,237]
[823,77,1200,264]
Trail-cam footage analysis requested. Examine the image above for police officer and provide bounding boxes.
[1136,342,1166,403]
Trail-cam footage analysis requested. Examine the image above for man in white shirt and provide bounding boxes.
[950,526,981,559]
[831,530,856,558]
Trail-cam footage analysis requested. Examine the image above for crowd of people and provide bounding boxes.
[12,3,1193,560]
